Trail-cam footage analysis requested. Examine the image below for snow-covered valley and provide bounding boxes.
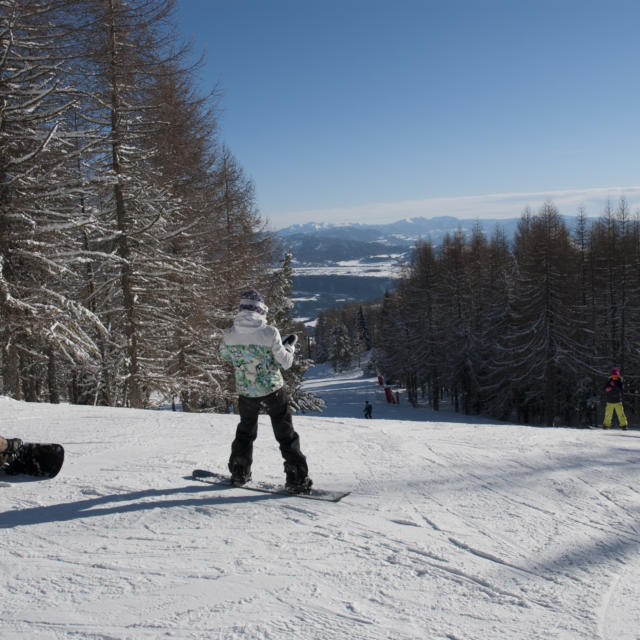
[2,365,640,639]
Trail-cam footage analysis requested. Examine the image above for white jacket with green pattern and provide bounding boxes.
[220,310,294,398]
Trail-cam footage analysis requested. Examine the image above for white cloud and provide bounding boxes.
[272,186,640,228]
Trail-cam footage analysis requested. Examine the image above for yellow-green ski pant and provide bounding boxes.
[603,402,628,428]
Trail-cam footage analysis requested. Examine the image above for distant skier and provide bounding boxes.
[363,400,372,419]
[220,290,312,494]
[603,367,628,430]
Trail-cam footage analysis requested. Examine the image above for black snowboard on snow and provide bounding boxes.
[2,443,65,479]
[192,469,350,502]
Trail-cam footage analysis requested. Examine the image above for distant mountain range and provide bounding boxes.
[277,216,529,268]
[276,215,580,321]
[281,214,524,240]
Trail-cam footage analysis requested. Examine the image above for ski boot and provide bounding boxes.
[0,438,23,466]
[2,438,23,455]
[284,463,313,495]
[229,461,252,486]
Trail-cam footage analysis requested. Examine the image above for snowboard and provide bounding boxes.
[191,469,350,503]
[1,443,65,479]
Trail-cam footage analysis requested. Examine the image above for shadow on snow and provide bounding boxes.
[0,482,282,529]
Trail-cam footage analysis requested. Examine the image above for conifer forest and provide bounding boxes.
[315,202,640,427]
[0,0,295,411]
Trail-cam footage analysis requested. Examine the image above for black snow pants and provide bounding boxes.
[229,387,308,476]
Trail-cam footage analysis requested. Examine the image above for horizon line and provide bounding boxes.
[269,185,640,230]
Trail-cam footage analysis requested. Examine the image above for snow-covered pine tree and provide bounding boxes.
[395,243,442,410]
[313,311,329,363]
[475,227,516,421]
[503,204,581,425]
[267,250,295,330]
[267,251,324,413]
[65,0,219,407]
[437,230,474,413]
[0,0,104,401]
[454,224,489,415]
[356,305,371,353]
[564,208,607,424]
[328,320,352,373]
[145,57,233,412]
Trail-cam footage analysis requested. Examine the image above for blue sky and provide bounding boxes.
[176,0,640,229]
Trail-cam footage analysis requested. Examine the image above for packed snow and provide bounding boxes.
[2,364,640,639]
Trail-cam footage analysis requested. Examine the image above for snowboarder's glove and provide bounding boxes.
[282,334,298,347]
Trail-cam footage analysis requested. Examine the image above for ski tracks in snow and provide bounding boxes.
[344,421,640,639]
[3,394,640,638]
[597,551,640,640]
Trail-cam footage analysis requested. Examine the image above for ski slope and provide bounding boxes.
[2,365,640,639]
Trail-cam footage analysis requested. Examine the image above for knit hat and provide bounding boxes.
[611,367,620,376]
[238,289,268,316]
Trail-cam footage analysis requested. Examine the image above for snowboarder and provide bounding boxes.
[0,438,22,466]
[603,367,628,430]
[220,290,312,494]
[363,400,372,419]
